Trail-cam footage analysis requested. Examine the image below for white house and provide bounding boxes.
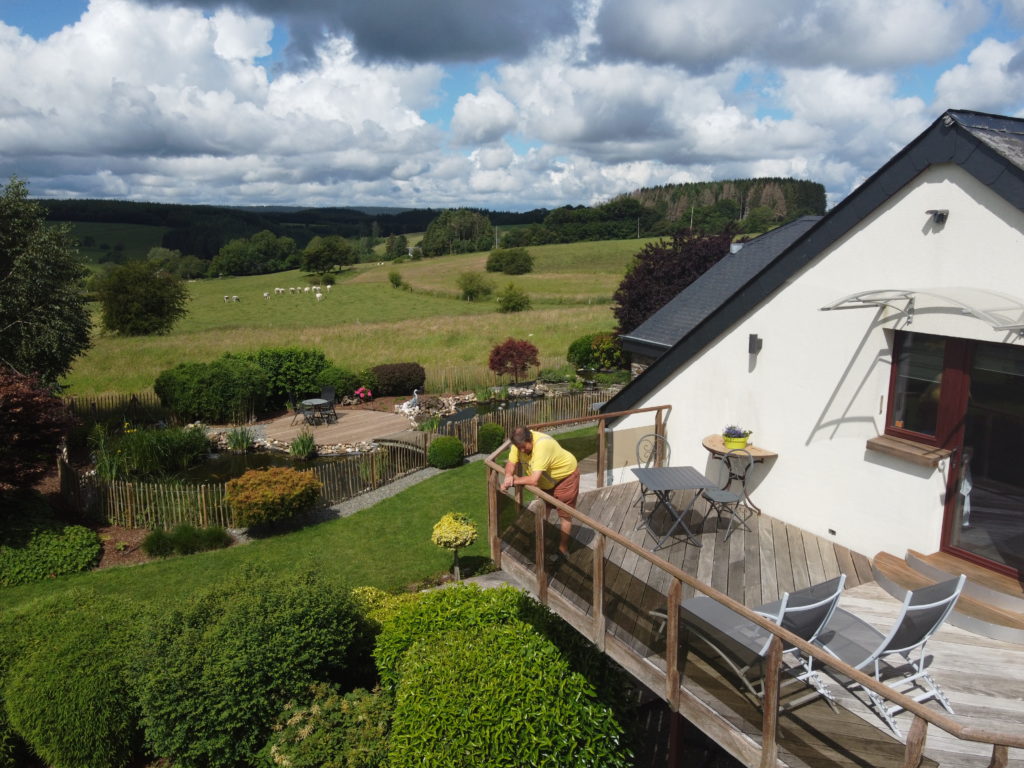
[603,110,1024,579]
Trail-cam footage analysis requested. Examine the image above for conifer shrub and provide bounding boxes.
[259,683,392,768]
[133,568,366,768]
[388,622,630,768]
[426,435,464,469]
[370,362,426,396]
[226,467,321,528]
[3,592,146,768]
[477,422,506,454]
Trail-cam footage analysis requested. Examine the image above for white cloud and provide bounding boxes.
[934,37,1024,114]
[451,87,518,145]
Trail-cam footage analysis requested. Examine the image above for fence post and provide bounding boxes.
[901,716,927,768]
[759,636,782,768]
[534,501,547,604]
[592,533,606,651]
[987,745,1008,768]
[597,415,606,489]
[665,578,681,710]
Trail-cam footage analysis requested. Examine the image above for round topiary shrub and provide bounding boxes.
[3,593,146,768]
[388,622,631,768]
[259,683,392,768]
[226,467,322,528]
[133,568,366,768]
[477,422,506,454]
[427,436,464,469]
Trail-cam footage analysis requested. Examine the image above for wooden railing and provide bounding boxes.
[484,410,1024,768]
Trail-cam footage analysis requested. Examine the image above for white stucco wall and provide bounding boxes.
[620,164,1024,558]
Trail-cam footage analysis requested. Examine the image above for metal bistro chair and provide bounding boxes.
[319,386,338,423]
[664,575,846,709]
[813,575,966,737]
[632,433,671,525]
[700,448,754,540]
[288,393,316,426]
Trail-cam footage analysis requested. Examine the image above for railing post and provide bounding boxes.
[592,533,606,651]
[665,578,681,710]
[534,502,548,603]
[901,715,927,768]
[759,636,782,768]
[487,469,501,567]
[987,745,1009,768]
[597,416,606,489]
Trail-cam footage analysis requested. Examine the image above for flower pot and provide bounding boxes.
[722,435,749,450]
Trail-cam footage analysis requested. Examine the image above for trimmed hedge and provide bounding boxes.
[426,435,463,469]
[226,467,321,528]
[259,683,391,768]
[370,362,426,397]
[3,592,146,768]
[232,347,330,408]
[315,365,362,401]
[388,622,630,768]
[154,357,268,423]
[478,422,506,454]
[133,568,366,768]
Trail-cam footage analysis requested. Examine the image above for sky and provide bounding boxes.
[1,0,1023,211]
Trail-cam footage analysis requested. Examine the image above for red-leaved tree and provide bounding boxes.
[488,338,540,383]
[0,368,74,491]
[613,229,734,335]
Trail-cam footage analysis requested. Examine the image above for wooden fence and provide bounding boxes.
[63,391,170,429]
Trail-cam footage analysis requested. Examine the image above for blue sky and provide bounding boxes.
[1,0,1023,210]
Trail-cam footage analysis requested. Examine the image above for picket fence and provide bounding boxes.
[64,390,615,530]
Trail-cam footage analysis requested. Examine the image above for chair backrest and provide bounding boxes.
[877,575,965,658]
[720,448,754,483]
[321,386,336,403]
[757,575,846,656]
[636,433,670,468]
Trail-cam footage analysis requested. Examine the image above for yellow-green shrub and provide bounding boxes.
[226,467,321,528]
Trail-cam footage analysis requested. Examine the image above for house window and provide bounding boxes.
[889,333,945,438]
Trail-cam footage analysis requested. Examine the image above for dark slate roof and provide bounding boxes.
[602,109,1024,417]
[620,215,821,358]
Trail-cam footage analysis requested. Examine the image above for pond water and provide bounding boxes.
[179,452,340,483]
[438,398,534,428]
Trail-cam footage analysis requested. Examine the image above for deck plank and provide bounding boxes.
[743,516,762,607]
[817,536,842,581]
[786,522,811,591]
[758,516,779,605]
[772,517,797,597]
[803,529,827,586]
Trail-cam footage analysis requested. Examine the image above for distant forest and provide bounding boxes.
[40,176,825,271]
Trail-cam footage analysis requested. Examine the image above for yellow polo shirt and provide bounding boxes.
[508,430,577,490]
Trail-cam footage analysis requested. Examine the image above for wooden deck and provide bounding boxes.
[496,481,1024,768]
[251,406,411,446]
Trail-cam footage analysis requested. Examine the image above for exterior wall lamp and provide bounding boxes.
[748,333,763,355]
[926,209,948,224]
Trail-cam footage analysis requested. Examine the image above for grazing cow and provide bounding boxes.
[303,286,310,293]
[326,284,332,292]
[263,292,270,300]
[289,287,296,294]
[315,292,324,302]
[232,295,240,302]
[223,295,229,303]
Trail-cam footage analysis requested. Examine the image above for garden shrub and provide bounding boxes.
[226,466,322,528]
[497,283,531,312]
[0,495,101,586]
[456,271,493,301]
[142,528,174,558]
[426,435,463,469]
[539,364,575,382]
[477,422,506,454]
[370,362,426,397]
[232,347,330,408]
[133,568,367,768]
[316,365,362,400]
[155,357,268,423]
[197,525,233,551]
[259,683,392,768]
[486,247,533,274]
[593,369,631,387]
[373,584,526,689]
[567,332,625,370]
[3,592,147,768]
[145,525,232,558]
[388,622,630,768]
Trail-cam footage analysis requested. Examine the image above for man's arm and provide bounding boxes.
[502,461,542,490]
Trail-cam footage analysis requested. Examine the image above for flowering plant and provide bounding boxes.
[722,425,751,438]
[354,386,373,401]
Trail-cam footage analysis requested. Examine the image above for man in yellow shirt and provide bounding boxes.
[501,425,580,563]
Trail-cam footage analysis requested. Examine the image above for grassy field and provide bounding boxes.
[66,238,649,395]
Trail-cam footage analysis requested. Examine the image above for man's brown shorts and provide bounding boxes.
[548,469,580,519]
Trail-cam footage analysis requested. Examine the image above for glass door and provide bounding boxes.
[944,341,1024,576]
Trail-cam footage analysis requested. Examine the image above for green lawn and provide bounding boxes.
[65,237,655,395]
[0,428,597,612]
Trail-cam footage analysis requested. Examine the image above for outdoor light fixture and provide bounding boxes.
[748,333,763,355]
[926,209,948,224]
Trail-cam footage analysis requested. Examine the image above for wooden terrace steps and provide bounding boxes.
[870,552,1024,645]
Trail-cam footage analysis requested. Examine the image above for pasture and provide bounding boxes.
[65,238,653,396]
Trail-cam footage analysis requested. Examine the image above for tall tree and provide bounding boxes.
[420,209,493,257]
[613,230,734,335]
[95,260,189,335]
[302,235,355,274]
[0,176,92,384]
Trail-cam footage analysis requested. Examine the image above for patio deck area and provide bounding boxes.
[256,406,411,446]
[495,480,1024,768]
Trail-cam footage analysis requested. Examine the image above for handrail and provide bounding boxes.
[484,413,1024,763]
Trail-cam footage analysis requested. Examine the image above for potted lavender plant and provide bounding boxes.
[722,425,752,450]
